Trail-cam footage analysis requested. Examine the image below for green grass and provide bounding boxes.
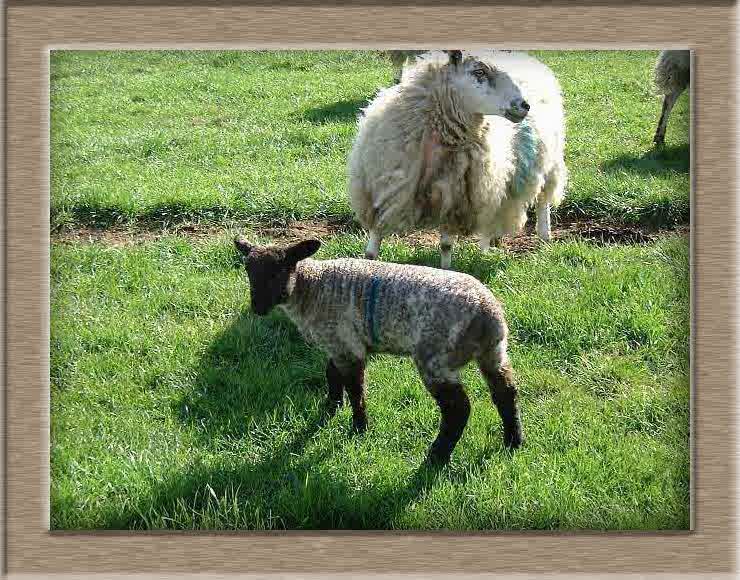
[51,233,689,530]
[50,50,689,231]
[50,50,691,530]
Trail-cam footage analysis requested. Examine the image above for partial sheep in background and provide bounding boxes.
[235,237,523,465]
[653,50,690,147]
[350,50,567,269]
[386,50,426,82]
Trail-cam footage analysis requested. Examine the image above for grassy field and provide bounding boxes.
[50,50,690,530]
[50,50,689,231]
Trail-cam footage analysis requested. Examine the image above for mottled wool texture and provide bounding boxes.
[349,50,567,242]
[654,50,690,96]
[279,257,509,383]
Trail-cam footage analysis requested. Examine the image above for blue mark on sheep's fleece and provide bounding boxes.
[513,119,540,194]
[365,276,381,346]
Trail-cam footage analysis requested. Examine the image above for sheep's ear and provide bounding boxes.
[446,50,463,67]
[234,237,253,257]
[286,239,321,264]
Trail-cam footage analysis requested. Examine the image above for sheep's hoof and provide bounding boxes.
[364,252,377,261]
[351,416,368,434]
[425,439,454,465]
[504,425,523,450]
[325,398,343,417]
[424,448,452,466]
[653,135,665,148]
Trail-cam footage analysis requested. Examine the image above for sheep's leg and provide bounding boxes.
[325,359,346,414]
[365,229,382,260]
[335,358,367,433]
[424,381,471,464]
[653,89,681,147]
[478,344,523,450]
[479,236,504,252]
[415,351,471,463]
[439,230,455,269]
[536,198,551,241]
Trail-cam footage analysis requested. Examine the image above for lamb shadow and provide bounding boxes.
[600,143,690,177]
[300,98,368,125]
[114,428,500,529]
[176,308,328,440]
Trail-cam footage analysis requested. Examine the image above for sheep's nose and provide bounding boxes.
[512,99,529,111]
[521,100,530,111]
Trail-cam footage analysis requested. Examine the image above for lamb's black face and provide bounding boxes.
[234,238,321,316]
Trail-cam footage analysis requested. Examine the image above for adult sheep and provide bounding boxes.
[349,49,567,269]
[653,50,690,147]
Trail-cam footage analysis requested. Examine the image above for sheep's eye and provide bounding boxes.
[472,69,486,79]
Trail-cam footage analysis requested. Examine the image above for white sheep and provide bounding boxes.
[653,50,690,147]
[235,236,523,465]
[349,49,567,269]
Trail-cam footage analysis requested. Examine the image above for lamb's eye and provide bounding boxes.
[472,69,486,80]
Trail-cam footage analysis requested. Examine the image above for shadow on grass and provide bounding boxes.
[600,143,689,177]
[300,98,368,125]
[105,277,512,529]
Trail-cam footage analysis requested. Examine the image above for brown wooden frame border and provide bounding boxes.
[4,2,734,577]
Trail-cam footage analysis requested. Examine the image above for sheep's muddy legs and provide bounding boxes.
[653,89,681,147]
[439,230,455,269]
[479,235,505,252]
[425,381,472,464]
[479,354,523,449]
[536,198,551,241]
[365,229,382,260]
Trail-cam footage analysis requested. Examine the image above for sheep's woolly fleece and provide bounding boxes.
[654,50,690,96]
[349,50,567,240]
[280,257,509,382]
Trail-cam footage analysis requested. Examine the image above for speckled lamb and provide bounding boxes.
[235,237,523,464]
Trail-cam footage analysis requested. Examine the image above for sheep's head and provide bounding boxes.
[445,50,529,122]
[234,237,321,316]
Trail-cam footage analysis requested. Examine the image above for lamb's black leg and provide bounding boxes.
[343,360,368,433]
[426,382,471,464]
[326,359,345,415]
[480,361,523,450]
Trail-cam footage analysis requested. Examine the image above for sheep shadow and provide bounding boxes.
[115,420,501,529]
[176,309,328,440]
[300,98,368,125]
[118,294,506,529]
[600,143,689,176]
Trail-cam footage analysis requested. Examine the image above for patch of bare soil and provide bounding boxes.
[52,218,687,251]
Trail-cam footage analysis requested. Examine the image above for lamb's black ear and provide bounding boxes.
[446,50,463,67]
[234,237,252,257]
[286,239,321,263]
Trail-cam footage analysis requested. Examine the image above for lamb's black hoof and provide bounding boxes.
[503,425,523,450]
[424,450,451,467]
[425,439,454,466]
[351,417,368,434]
[325,399,342,417]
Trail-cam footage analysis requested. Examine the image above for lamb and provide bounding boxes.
[349,49,567,269]
[234,236,523,465]
[653,50,690,147]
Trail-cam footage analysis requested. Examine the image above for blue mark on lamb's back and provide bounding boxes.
[513,119,540,194]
